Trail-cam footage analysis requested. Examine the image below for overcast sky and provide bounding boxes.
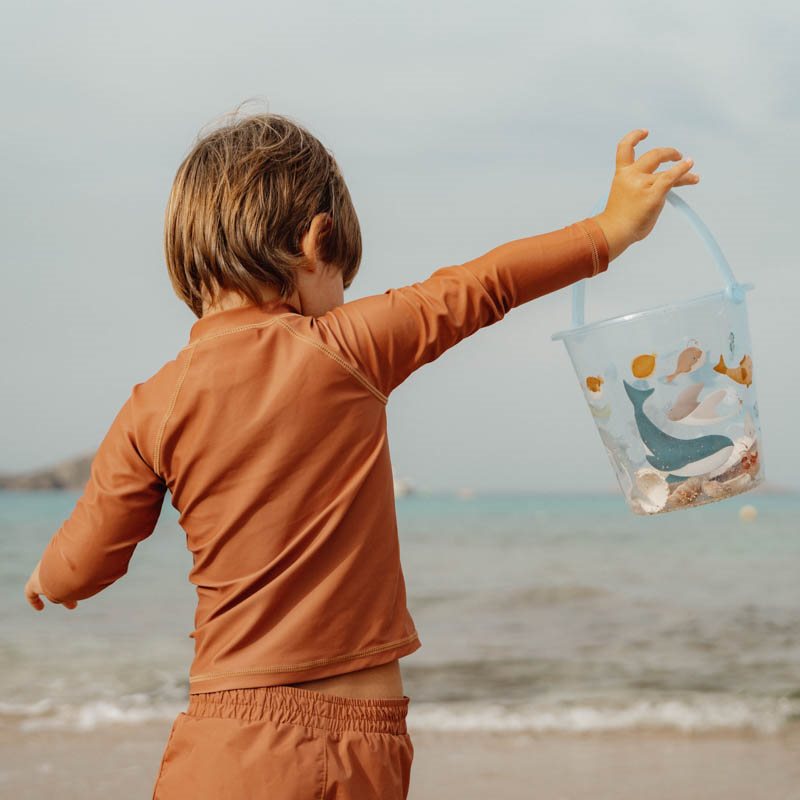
[1,0,797,492]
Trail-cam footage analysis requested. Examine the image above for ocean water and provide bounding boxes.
[2,490,799,735]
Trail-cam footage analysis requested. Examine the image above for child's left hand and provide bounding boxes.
[25,561,78,611]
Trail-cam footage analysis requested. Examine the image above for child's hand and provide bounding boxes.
[594,129,700,261]
[24,560,78,611]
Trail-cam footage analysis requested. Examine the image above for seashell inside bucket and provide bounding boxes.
[633,467,670,513]
[706,435,755,480]
[664,476,704,511]
[702,472,752,499]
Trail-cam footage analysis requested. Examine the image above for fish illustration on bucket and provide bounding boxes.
[552,190,764,515]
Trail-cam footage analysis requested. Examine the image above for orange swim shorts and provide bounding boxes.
[151,684,414,799]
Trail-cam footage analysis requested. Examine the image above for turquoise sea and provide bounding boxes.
[2,489,799,735]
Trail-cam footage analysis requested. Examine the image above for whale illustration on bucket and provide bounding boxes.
[552,190,764,515]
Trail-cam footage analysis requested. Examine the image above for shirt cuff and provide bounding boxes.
[574,216,610,277]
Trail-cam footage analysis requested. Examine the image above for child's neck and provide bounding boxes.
[202,285,293,317]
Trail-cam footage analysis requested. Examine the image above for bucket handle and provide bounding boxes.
[571,189,746,329]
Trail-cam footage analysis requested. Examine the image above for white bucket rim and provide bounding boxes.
[551,282,755,343]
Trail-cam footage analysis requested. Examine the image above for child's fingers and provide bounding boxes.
[635,146,683,174]
[25,585,45,611]
[615,128,649,169]
[672,171,701,187]
[655,157,696,187]
[25,580,79,611]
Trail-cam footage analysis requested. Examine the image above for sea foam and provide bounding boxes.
[406,696,800,735]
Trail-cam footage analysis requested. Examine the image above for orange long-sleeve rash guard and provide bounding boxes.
[37,216,609,693]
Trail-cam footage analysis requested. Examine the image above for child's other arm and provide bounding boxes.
[316,216,609,399]
[33,388,167,606]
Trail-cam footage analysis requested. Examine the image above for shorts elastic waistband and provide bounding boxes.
[187,685,410,735]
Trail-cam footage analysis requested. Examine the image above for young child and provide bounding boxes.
[24,111,698,799]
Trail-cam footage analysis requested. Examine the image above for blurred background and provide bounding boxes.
[1,1,798,798]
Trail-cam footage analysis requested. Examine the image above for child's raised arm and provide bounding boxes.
[316,129,698,401]
[316,217,609,400]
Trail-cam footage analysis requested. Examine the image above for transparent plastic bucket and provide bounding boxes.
[552,191,764,515]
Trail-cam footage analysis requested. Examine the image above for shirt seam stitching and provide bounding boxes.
[575,220,601,276]
[275,317,389,405]
[581,221,601,276]
[153,343,196,478]
[179,316,289,352]
[188,631,420,683]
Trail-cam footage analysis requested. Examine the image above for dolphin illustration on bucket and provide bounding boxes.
[552,190,764,515]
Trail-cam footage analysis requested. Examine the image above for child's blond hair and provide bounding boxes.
[164,102,362,318]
